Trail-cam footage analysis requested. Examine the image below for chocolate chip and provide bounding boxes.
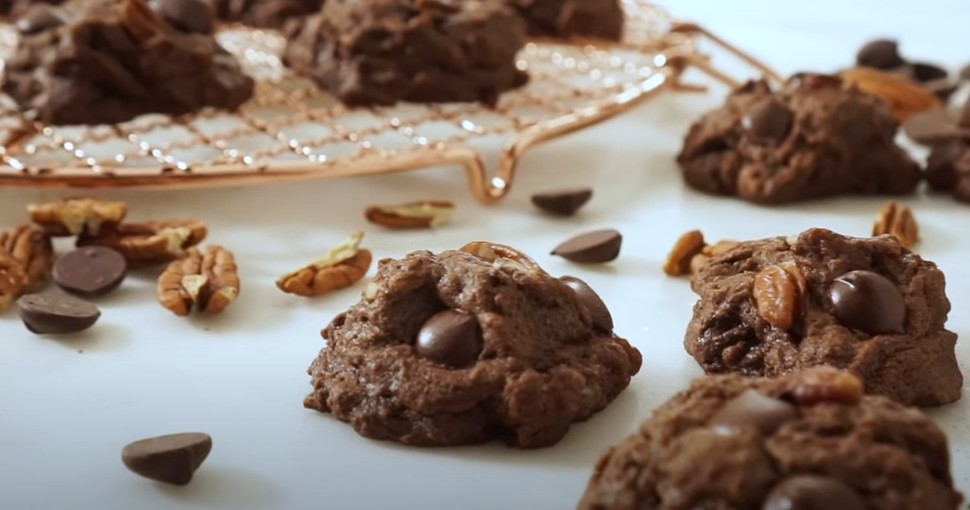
[903,110,968,144]
[121,432,212,486]
[530,188,593,216]
[416,310,482,368]
[709,389,798,435]
[551,229,622,263]
[856,39,905,69]
[829,270,905,335]
[152,0,214,34]
[16,4,66,35]
[560,276,613,331]
[911,62,948,82]
[762,475,866,510]
[742,99,793,145]
[54,247,128,296]
[17,292,100,335]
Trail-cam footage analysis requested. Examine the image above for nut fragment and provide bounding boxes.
[663,230,705,276]
[841,67,943,121]
[277,231,372,297]
[364,200,455,229]
[689,240,740,275]
[753,262,807,331]
[0,253,28,312]
[157,245,240,316]
[459,241,545,274]
[771,367,864,406]
[27,197,128,236]
[0,224,53,289]
[872,201,918,248]
[78,219,207,266]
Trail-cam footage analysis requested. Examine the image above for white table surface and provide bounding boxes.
[1,1,968,509]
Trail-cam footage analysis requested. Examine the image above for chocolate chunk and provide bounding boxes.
[551,229,622,263]
[531,188,593,216]
[911,62,948,82]
[16,4,66,34]
[829,270,906,334]
[762,475,866,510]
[742,98,793,144]
[17,292,100,335]
[121,432,212,486]
[416,310,482,368]
[152,0,215,34]
[560,276,613,331]
[53,247,128,296]
[709,389,798,435]
[856,39,905,69]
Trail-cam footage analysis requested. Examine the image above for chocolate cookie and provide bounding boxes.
[2,0,255,125]
[203,0,322,29]
[282,0,528,107]
[926,102,970,203]
[676,75,921,204]
[304,242,642,448]
[505,0,623,40]
[684,227,962,407]
[578,367,963,510]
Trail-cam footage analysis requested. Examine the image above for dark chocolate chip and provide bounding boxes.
[925,79,959,102]
[551,229,622,263]
[152,0,214,34]
[856,39,905,69]
[54,247,128,296]
[902,109,964,144]
[122,432,212,486]
[742,98,793,144]
[829,270,906,335]
[911,62,949,82]
[16,4,66,35]
[17,292,100,335]
[560,276,613,331]
[531,188,593,216]
[709,389,798,435]
[416,310,482,368]
[763,475,866,510]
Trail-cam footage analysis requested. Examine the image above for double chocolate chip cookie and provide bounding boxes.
[304,242,642,448]
[579,367,963,510]
[676,74,921,204]
[685,227,962,407]
[2,0,255,125]
[505,0,623,41]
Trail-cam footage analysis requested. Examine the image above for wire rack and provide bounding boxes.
[0,0,780,202]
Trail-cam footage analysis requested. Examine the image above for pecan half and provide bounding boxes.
[0,253,28,312]
[872,201,918,248]
[0,224,53,289]
[28,197,128,236]
[157,245,240,316]
[78,219,207,266]
[459,241,545,274]
[753,261,807,331]
[277,231,372,297]
[841,67,943,121]
[663,230,705,276]
[771,366,863,406]
[364,200,455,229]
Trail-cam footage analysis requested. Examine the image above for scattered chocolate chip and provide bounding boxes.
[416,310,482,368]
[911,61,949,82]
[530,188,593,216]
[551,229,622,263]
[829,270,906,335]
[856,39,905,69]
[742,98,793,144]
[560,276,613,331]
[152,0,214,34]
[709,389,798,435]
[122,432,212,486]
[902,109,968,144]
[762,475,866,510]
[16,4,66,34]
[17,292,100,335]
[54,247,128,296]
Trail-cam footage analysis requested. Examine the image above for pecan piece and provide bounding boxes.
[364,200,455,229]
[0,253,28,312]
[78,219,207,266]
[157,245,240,316]
[459,241,546,274]
[663,230,705,276]
[771,367,864,406]
[0,224,53,289]
[753,262,807,331]
[841,67,943,121]
[28,197,128,237]
[277,231,372,297]
[689,240,740,275]
[872,201,918,248]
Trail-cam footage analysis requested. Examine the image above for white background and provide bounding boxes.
[1,1,969,509]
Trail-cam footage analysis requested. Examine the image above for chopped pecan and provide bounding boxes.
[277,231,372,297]
[689,240,740,275]
[752,261,807,331]
[771,367,863,406]
[0,224,53,289]
[459,241,545,274]
[157,245,240,316]
[663,230,705,276]
[364,200,455,229]
[872,201,918,248]
[0,253,28,312]
[28,197,128,236]
[841,67,943,121]
[78,219,207,266]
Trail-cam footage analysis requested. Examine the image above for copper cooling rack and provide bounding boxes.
[0,0,781,202]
